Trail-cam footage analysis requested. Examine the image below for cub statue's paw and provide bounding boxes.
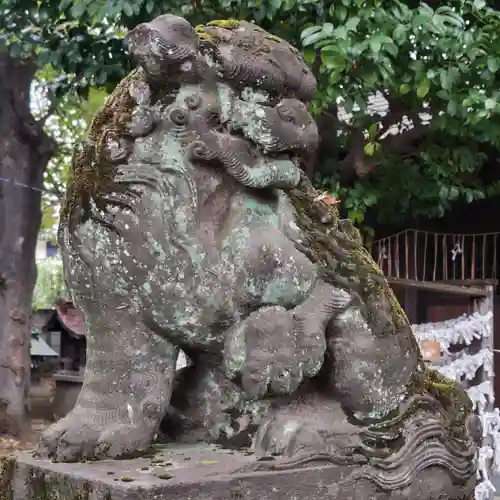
[222,281,352,398]
[223,305,327,398]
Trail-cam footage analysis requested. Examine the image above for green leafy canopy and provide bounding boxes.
[2,0,500,228]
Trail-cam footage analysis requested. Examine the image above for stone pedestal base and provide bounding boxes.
[1,444,475,500]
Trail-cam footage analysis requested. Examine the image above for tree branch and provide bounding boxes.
[336,122,430,179]
[37,95,61,126]
[381,123,428,154]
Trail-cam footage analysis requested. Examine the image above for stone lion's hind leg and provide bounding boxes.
[37,299,178,462]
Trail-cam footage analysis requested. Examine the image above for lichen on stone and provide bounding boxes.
[61,68,147,228]
[25,467,93,500]
[285,172,411,337]
[265,35,283,43]
[0,455,15,500]
[194,24,215,41]
[284,173,474,452]
[408,366,472,435]
[206,19,241,29]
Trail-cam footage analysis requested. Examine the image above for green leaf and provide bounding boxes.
[70,2,87,18]
[271,0,282,11]
[439,13,464,28]
[399,83,410,94]
[8,42,22,58]
[345,16,360,32]
[473,0,486,9]
[449,186,459,200]
[393,24,407,43]
[303,31,327,46]
[412,14,430,28]
[301,25,322,40]
[354,95,366,113]
[303,48,316,65]
[369,37,382,54]
[487,57,499,73]
[332,26,348,39]
[485,98,496,110]
[439,69,451,90]
[384,42,398,57]
[364,193,377,206]
[348,210,365,224]
[336,6,348,22]
[322,23,334,35]
[320,51,344,68]
[59,0,73,10]
[447,101,458,116]
[364,142,375,156]
[123,2,134,17]
[439,185,449,200]
[417,78,430,98]
[368,123,377,139]
[343,96,354,114]
[446,101,458,116]
[329,71,342,85]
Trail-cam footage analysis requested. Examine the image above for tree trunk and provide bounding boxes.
[0,50,56,436]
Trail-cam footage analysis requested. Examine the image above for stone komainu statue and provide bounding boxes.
[38,14,478,499]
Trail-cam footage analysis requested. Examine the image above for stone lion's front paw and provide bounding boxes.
[36,408,155,462]
[223,306,326,399]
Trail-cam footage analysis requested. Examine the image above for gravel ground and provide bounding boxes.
[0,419,50,457]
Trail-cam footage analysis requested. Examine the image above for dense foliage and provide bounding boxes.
[3,0,500,226]
[32,258,67,310]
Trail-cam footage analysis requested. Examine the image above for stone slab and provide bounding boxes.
[4,443,476,500]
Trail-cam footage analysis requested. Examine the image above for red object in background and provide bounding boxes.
[56,299,86,338]
[314,193,341,205]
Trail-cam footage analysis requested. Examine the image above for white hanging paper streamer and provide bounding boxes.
[412,311,496,500]
[476,446,495,500]
[412,311,493,352]
[436,349,493,382]
[469,381,495,410]
[481,409,500,475]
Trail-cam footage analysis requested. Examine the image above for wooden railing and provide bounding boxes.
[372,229,499,282]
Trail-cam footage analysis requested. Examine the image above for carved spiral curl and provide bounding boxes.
[187,140,215,161]
[168,108,189,126]
[185,94,202,110]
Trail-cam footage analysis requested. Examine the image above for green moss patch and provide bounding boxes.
[286,173,411,337]
[61,68,147,228]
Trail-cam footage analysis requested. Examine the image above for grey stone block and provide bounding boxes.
[2,444,475,500]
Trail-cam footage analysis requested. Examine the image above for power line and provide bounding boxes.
[0,176,60,196]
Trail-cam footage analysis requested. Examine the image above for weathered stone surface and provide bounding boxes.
[32,12,478,499]
[4,445,476,500]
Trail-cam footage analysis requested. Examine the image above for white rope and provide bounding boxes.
[412,312,495,500]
